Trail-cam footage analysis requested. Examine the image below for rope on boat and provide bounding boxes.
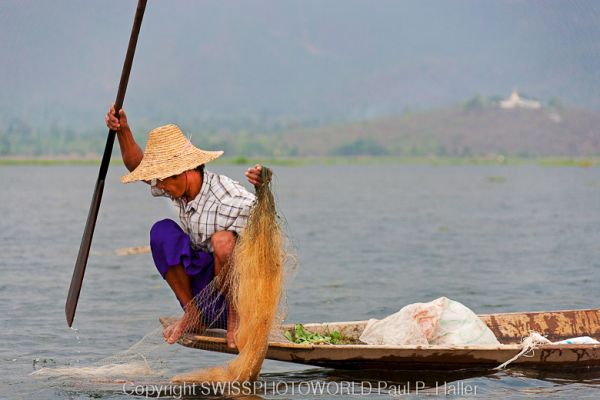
[494,331,551,370]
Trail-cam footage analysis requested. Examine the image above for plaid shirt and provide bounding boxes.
[151,170,256,252]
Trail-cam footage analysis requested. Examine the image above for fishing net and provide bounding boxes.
[166,166,290,383]
[31,328,168,382]
[33,167,293,388]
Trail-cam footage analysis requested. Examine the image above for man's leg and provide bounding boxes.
[161,265,203,344]
[164,265,193,305]
[211,231,238,349]
[150,219,207,344]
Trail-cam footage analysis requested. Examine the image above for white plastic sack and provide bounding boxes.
[359,297,500,346]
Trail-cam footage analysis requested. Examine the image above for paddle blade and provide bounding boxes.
[65,179,105,327]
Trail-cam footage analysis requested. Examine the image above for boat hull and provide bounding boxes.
[160,308,600,370]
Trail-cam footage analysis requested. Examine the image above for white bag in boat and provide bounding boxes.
[359,297,500,346]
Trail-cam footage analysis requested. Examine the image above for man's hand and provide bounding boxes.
[105,103,129,132]
[245,164,272,187]
[163,319,186,344]
[163,306,202,344]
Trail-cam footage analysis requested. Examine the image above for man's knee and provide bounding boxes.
[211,231,236,259]
[150,218,179,249]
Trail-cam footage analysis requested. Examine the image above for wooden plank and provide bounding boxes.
[478,309,600,342]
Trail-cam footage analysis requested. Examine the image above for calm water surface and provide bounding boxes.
[1,164,599,399]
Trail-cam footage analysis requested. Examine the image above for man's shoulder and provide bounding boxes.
[206,170,255,201]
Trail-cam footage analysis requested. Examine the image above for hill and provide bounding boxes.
[272,102,600,157]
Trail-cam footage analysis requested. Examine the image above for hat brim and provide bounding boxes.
[120,150,223,183]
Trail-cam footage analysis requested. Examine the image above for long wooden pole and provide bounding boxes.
[66,0,148,327]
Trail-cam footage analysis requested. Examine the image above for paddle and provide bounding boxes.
[66,0,148,327]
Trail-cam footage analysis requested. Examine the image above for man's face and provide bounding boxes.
[156,172,186,199]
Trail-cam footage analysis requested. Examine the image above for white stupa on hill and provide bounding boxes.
[500,90,542,110]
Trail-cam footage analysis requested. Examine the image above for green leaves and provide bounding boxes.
[284,324,346,345]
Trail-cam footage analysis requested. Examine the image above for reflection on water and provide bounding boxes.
[1,164,599,398]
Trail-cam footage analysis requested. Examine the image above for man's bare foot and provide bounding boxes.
[226,306,238,349]
[226,329,236,349]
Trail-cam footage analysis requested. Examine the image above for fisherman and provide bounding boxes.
[105,105,266,349]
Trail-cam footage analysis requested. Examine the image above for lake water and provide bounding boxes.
[1,164,599,399]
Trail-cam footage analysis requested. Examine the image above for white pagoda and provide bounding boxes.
[500,90,541,110]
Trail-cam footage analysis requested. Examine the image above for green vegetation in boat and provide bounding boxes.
[284,324,353,345]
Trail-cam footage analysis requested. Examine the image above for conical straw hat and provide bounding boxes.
[120,124,223,183]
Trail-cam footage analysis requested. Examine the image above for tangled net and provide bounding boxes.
[33,168,291,388]
[170,167,290,383]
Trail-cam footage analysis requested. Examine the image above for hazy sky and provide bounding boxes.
[2,0,600,130]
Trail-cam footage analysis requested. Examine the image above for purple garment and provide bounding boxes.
[150,219,227,328]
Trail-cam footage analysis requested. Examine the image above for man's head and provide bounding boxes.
[120,125,221,184]
[154,165,205,199]
[155,172,188,198]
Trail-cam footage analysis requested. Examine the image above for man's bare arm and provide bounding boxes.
[105,104,143,172]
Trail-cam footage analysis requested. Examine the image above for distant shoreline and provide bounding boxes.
[0,156,598,167]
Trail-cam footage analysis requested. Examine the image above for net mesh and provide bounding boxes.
[31,328,168,382]
[33,168,293,387]
[169,166,290,383]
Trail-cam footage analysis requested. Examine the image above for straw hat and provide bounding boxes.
[120,124,223,183]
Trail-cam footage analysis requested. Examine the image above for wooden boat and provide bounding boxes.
[160,308,600,370]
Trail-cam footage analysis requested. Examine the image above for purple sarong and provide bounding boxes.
[150,219,227,328]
